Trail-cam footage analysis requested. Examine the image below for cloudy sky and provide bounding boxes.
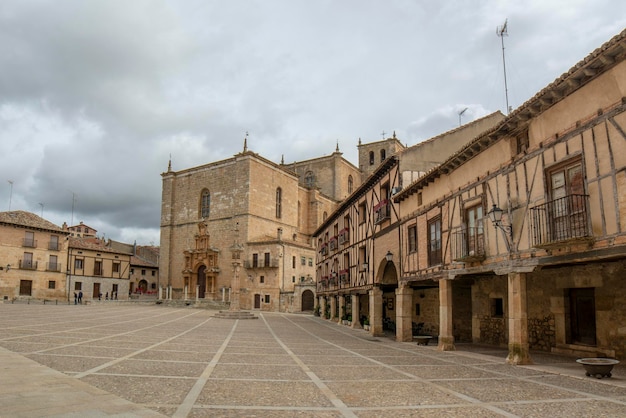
[1,1,624,245]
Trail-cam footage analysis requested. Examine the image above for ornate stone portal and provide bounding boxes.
[182,221,219,300]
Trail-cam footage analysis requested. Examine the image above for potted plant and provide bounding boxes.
[314,305,320,317]
[347,315,352,326]
[363,317,370,331]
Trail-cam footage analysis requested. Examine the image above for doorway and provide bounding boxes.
[301,290,315,311]
[197,265,206,298]
[569,287,596,346]
[254,294,261,309]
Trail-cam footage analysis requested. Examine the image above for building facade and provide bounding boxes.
[159,143,361,312]
[313,114,504,336]
[0,211,69,301]
[67,237,132,301]
[393,29,626,361]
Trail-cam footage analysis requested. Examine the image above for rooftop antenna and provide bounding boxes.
[496,18,511,114]
[39,202,44,217]
[7,180,13,211]
[458,107,468,126]
[70,191,77,226]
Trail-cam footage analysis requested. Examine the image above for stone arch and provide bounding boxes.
[301,289,315,311]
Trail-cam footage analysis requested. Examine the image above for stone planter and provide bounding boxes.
[363,324,370,331]
[414,335,433,346]
[576,358,620,379]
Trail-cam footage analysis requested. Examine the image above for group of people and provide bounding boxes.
[73,291,83,305]
[98,291,117,301]
[73,290,118,304]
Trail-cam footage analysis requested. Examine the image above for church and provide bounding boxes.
[159,138,361,312]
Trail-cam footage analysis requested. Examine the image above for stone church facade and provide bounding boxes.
[159,142,361,312]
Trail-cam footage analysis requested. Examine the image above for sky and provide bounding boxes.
[1,1,625,246]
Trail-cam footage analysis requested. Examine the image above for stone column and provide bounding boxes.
[438,279,455,351]
[320,297,327,319]
[158,286,162,300]
[168,285,172,300]
[195,285,200,301]
[330,295,337,322]
[506,272,532,364]
[351,294,361,329]
[338,295,346,324]
[369,287,384,336]
[184,285,188,301]
[396,286,414,342]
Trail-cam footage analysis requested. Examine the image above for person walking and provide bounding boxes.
[74,292,77,305]
[78,291,83,304]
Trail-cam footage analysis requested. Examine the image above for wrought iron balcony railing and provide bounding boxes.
[530,194,591,248]
[22,238,37,248]
[19,260,38,270]
[451,225,486,262]
[46,262,62,272]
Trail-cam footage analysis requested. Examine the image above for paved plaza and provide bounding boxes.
[1,303,625,417]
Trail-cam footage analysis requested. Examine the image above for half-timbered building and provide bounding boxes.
[395,29,626,362]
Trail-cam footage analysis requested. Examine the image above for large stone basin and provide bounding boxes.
[576,358,620,379]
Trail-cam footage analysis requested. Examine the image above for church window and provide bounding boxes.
[369,151,375,165]
[380,149,386,161]
[348,175,353,194]
[276,187,282,218]
[200,189,210,218]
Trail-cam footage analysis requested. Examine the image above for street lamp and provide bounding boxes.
[488,204,512,250]
[385,251,393,262]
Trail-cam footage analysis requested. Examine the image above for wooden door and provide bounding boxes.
[570,288,596,346]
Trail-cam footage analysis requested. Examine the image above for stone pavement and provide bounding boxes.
[1,303,625,417]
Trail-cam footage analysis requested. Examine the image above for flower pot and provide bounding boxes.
[576,358,619,379]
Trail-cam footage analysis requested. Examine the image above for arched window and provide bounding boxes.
[369,151,375,165]
[380,149,386,161]
[305,171,315,188]
[276,187,282,218]
[348,175,353,194]
[323,211,328,221]
[200,189,210,218]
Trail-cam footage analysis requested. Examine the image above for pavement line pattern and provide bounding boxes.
[291,315,518,417]
[0,305,178,341]
[316,318,626,409]
[2,305,626,417]
[172,319,238,417]
[259,313,359,418]
[73,312,213,379]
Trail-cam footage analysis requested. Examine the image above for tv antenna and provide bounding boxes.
[7,180,13,211]
[458,107,468,126]
[39,202,44,217]
[496,19,511,114]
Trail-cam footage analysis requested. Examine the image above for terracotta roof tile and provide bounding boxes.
[0,210,68,233]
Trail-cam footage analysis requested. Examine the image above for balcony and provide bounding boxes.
[329,236,338,251]
[374,200,390,224]
[48,241,61,251]
[338,228,349,245]
[339,269,350,285]
[22,238,37,248]
[93,269,104,276]
[244,259,280,269]
[46,262,62,272]
[451,225,486,262]
[530,194,592,248]
[19,260,38,270]
[319,243,328,256]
